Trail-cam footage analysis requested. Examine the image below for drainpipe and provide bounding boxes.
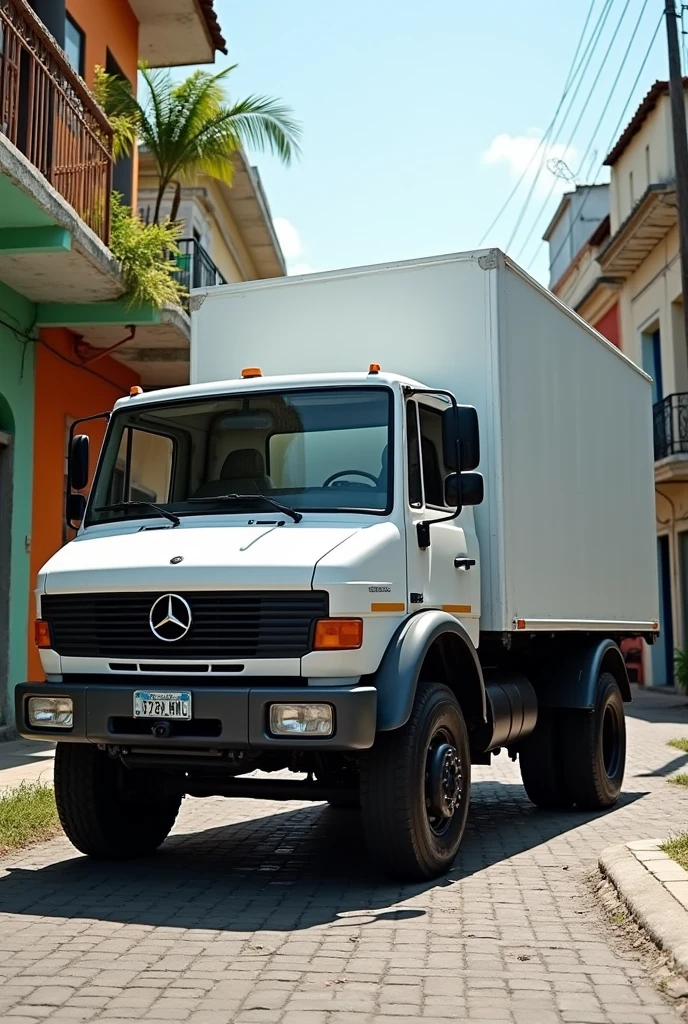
[75,326,137,366]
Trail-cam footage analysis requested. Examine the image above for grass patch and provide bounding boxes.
[0,782,60,854]
[668,738,688,752]
[669,773,688,787]
[662,833,688,872]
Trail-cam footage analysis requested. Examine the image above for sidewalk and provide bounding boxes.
[0,738,54,791]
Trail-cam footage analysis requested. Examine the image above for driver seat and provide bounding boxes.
[193,448,271,498]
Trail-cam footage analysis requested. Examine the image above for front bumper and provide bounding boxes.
[15,682,377,751]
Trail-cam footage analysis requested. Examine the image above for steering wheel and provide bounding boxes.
[323,469,378,488]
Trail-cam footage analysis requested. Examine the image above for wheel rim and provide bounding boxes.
[425,727,464,836]
[601,701,622,778]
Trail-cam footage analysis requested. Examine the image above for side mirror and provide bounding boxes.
[445,472,484,508]
[442,405,480,471]
[461,472,484,506]
[66,493,86,523]
[70,435,90,491]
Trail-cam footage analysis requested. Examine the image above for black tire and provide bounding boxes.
[54,743,182,859]
[327,794,361,809]
[519,711,573,810]
[360,681,470,881]
[559,672,626,809]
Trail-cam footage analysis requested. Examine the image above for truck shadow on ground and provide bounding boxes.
[0,783,647,931]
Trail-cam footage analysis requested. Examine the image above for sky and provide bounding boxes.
[191,0,671,285]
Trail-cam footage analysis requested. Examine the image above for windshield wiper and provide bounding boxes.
[188,493,302,523]
[96,500,181,527]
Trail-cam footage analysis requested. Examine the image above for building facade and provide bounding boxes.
[0,0,229,706]
[546,80,688,687]
[137,148,286,288]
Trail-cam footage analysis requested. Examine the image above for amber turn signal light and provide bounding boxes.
[241,367,262,378]
[35,619,52,649]
[313,618,363,650]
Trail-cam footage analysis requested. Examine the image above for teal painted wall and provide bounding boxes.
[0,280,35,716]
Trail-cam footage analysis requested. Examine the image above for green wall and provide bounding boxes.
[0,279,35,717]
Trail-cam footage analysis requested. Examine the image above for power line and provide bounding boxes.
[476,0,599,247]
[505,0,618,255]
[516,0,649,265]
[539,13,664,279]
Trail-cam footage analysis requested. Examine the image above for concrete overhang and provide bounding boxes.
[0,134,124,303]
[655,458,688,484]
[35,301,191,387]
[130,0,227,67]
[599,184,677,278]
[216,152,286,279]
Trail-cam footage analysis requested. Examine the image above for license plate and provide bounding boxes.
[133,691,192,720]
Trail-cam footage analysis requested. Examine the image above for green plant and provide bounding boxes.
[109,192,185,309]
[669,773,688,787]
[674,649,688,694]
[95,63,301,223]
[0,782,60,853]
[661,833,688,871]
[669,738,688,752]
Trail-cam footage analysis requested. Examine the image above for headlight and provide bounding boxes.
[269,703,334,736]
[27,696,73,728]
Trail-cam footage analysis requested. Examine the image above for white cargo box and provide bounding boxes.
[191,250,658,635]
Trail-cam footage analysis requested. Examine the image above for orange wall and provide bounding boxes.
[66,0,139,208]
[28,330,140,680]
[595,303,621,350]
[66,0,139,88]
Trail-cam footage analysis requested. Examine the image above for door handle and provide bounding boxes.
[454,557,476,570]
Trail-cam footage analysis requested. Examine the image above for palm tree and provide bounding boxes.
[95,64,301,224]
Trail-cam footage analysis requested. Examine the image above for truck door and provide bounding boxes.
[404,398,480,645]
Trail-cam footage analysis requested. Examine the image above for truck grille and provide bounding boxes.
[41,591,329,660]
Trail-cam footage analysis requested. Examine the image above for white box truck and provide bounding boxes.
[17,249,658,880]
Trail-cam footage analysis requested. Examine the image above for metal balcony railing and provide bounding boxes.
[174,238,226,296]
[653,393,688,460]
[0,0,114,242]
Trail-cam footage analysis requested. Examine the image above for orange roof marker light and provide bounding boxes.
[242,367,263,378]
[129,386,143,396]
[368,363,381,374]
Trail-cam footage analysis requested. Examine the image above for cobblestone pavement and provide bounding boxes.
[1,687,687,1024]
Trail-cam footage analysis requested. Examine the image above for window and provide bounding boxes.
[106,428,174,507]
[406,402,422,507]
[418,404,450,507]
[645,145,651,188]
[641,326,663,405]
[106,50,133,205]
[64,15,85,76]
[87,387,392,525]
[629,171,634,207]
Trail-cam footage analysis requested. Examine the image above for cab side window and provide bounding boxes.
[418,404,450,508]
[406,401,422,507]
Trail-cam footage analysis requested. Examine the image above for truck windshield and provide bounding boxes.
[86,386,393,525]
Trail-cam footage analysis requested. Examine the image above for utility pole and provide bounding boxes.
[665,0,688,354]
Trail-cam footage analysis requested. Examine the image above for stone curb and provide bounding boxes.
[599,841,688,977]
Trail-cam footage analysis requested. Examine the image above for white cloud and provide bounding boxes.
[273,217,303,260]
[288,262,316,276]
[273,217,317,275]
[482,131,578,197]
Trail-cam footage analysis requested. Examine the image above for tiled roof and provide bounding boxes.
[604,79,688,166]
[199,0,227,55]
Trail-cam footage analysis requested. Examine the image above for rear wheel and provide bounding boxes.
[54,743,182,859]
[361,681,470,880]
[560,672,626,809]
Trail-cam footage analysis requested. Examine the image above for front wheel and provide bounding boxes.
[54,743,182,859]
[360,681,470,881]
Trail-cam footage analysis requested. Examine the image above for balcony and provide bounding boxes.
[0,0,113,242]
[174,237,226,299]
[653,394,688,482]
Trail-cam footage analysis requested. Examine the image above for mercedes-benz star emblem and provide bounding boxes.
[149,594,192,642]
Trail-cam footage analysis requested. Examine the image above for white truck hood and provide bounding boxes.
[40,522,360,594]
